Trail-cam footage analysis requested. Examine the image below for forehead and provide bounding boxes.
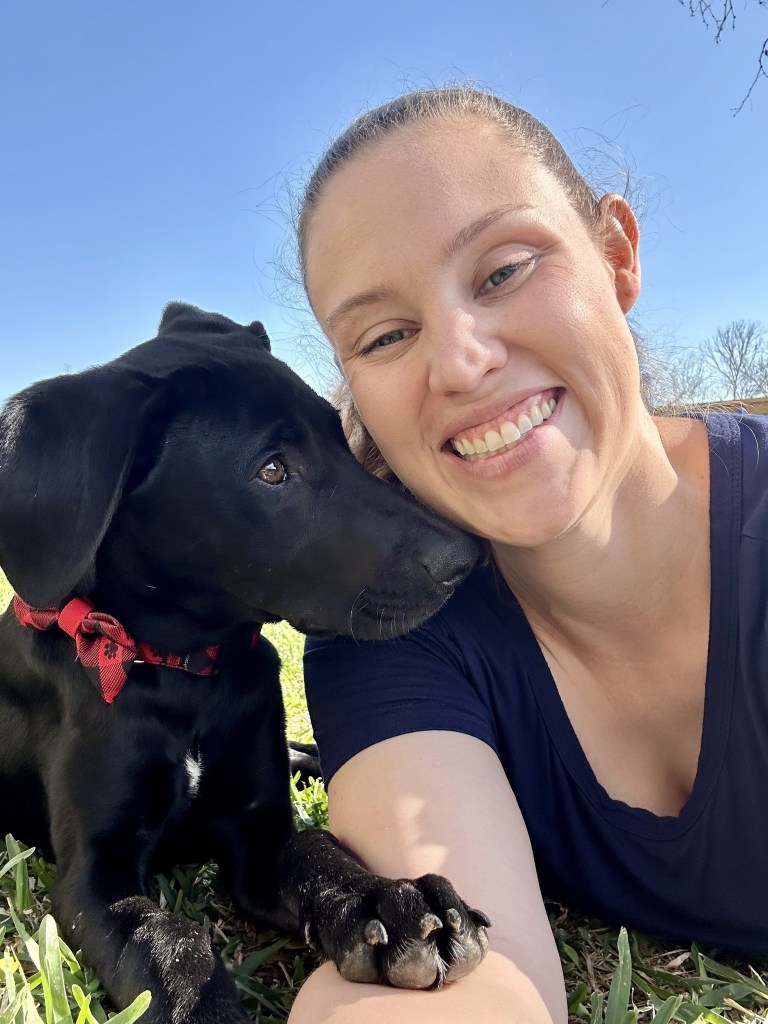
[304,119,577,306]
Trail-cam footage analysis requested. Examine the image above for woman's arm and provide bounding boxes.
[288,730,567,1024]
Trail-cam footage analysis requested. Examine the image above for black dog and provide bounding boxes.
[0,304,488,1023]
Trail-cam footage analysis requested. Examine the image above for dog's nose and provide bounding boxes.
[418,535,478,592]
[428,565,468,592]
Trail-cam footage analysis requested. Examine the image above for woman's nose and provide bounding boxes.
[427,310,507,395]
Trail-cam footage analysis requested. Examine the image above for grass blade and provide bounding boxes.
[0,837,35,880]
[605,928,633,1024]
[0,989,27,1024]
[3,836,34,913]
[590,991,604,1024]
[648,995,684,1024]
[71,986,100,1024]
[102,992,151,1024]
[235,937,290,976]
[5,897,37,957]
[38,915,72,1023]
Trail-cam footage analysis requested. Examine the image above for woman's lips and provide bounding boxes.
[448,388,562,460]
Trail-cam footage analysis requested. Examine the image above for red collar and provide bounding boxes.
[13,595,235,704]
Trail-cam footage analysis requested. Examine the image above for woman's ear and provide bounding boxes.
[599,194,641,314]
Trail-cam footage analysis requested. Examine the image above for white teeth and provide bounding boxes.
[500,421,521,444]
[484,429,505,452]
[451,393,559,460]
[453,437,472,455]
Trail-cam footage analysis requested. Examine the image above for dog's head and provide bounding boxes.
[0,304,477,644]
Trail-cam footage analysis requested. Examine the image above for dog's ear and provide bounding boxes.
[247,320,271,352]
[158,301,200,334]
[0,368,152,607]
[158,302,271,352]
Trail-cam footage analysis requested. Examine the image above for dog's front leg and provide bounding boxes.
[46,755,251,1023]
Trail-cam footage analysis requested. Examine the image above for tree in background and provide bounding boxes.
[652,320,768,407]
[701,320,768,398]
[663,348,712,406]
[679,0,768,111]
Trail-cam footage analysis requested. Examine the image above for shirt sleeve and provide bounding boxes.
[304,615,499,785]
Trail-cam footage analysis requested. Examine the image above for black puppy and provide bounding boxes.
[0,304,487,1023]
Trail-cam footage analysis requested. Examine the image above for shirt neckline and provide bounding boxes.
[512,413,741,840]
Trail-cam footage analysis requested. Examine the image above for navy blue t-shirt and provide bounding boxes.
[305,413,768,954]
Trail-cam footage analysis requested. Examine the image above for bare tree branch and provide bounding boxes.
[678,0,768,111]
[644,342,712,408]
[732,34,768,113]
[681,0,736,41]
[701,320,768,398]
[666,350,712,405]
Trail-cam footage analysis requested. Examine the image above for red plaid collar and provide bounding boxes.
[13,595,233,704]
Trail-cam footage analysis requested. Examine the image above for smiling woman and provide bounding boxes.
[284,86,768,1024]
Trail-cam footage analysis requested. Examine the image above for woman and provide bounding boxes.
[287,88,768,1024]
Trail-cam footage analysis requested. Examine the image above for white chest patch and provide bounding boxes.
[184,750,204,797]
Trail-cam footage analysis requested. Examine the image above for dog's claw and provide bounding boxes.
[364,919,388,946]
[303,919,318,949]
[469,907,492,928]
[445,907,462,933]
[419,912,443,939]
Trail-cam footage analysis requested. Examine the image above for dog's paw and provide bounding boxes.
[310,872,490,989]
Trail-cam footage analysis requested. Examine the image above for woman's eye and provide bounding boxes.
[360,328,412,356]
[256,457,287,485]
[479,257,534,295]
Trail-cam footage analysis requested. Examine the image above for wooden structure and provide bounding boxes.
[684,397,768,416]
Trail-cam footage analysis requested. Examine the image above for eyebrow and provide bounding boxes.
[324,203,533,334]
[325,285,394,334]
[441,202,534,262]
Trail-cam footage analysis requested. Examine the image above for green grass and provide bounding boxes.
[2,574,768,1022]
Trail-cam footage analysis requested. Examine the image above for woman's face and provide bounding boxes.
[304,119,642,547]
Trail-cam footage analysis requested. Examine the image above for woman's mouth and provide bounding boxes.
[448,389,562,461]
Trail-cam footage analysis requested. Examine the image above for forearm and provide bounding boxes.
[288,951,565,1024]
[296,732,568,1023]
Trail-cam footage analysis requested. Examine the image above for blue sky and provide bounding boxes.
[2,0,766,402]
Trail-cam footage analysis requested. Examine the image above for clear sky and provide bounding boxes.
[1,0,766,402]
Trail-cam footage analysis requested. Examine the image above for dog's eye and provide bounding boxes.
[256,458,287,485]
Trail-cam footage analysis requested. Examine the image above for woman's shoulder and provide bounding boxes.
[656,410,768,485]
[699,411,768,495]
